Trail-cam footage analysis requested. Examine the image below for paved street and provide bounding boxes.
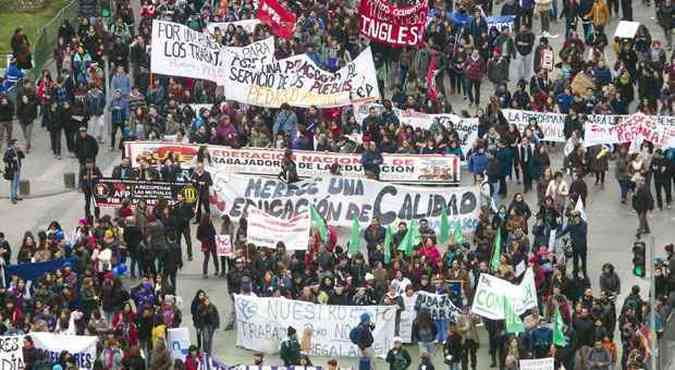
[0,2,673,369]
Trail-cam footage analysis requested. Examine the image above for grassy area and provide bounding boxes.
[0,0,67,55]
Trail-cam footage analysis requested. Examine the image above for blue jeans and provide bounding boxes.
[448,363,461,370]
[435,319,449,342]
[10,170,20,201]
[618,179,630,201]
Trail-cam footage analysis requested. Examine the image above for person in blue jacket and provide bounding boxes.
[361,141,383,180]
[468,146,489,183]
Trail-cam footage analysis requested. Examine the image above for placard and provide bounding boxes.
[414,291,462,320]
[520,358,554,370]
[92,178,197,208]
[234,295,396,358]
[471,268,538,320]
[358,0,428,47]
[216,234,233,257]
[167,327,191,361]
[614,21,641,38]
[247,206,310,250]
[31,332,98,370]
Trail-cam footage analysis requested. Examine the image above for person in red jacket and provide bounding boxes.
[463,50,486,108]
[185,345,202,370]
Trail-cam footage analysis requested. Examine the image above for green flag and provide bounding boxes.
[490,228,502,272]
[438,208,450,246]
[454,223,464,245]
[348,217,361,256]
[553,306,569,346]
[398,220,420,257]
[503,297,525,334]
[310,206,328,242]
[384,225,393,264]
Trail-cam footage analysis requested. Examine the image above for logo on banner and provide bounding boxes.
[238,299,258,320]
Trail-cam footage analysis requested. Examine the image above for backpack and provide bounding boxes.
[349,325,363,345]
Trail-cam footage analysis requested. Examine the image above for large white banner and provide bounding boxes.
[471,268,537,320]
[125,142,461,185]
[234,295,396,357]
[520,358,555,370]
[32,332,98,370]
[247,206,310,250]
[212,174,481,231]
[208,19,262,34]
[167,327,191,362]
[151,20,275,84]
[223,47,380,108]
[0,335,24,369]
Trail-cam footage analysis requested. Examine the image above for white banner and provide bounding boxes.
[212,174,481,231]
[151,20,275,84]
[584,113,675,148]
[223,47,380,108]
[353,102,479,155]
[470,268,537,320]
[247,206,310,250]
[167,327,191,362]
[31,332,98,370]
[234,295,396,357]
[0,335,24,369]
[125,142,461,184]
[208,19,262,34]
[501,109,566,142]
[414,290,462,321]
[520,358,555,370]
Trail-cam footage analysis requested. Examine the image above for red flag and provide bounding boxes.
[257,0,296,39]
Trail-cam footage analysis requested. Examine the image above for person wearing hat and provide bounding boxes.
[3,137,24,204]
[74,124,99,165]
[280,326,302,366]
[386,336,411,370]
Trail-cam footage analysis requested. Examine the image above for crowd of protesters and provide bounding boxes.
[1,0,675,368]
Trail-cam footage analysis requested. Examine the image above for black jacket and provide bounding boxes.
[0,99,14,122]
[74,134,99,162]
[16,89,39,123]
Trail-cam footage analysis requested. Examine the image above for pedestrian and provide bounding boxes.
[3,138,24,204]
[185,345,202,370]
[350,313,375,369]
[280,326,302,366]
[650,149,672,210]
[195,296,219,358]
[74,126,99,165]
[412,309,438,354]
[632,177,654,235]
[163,232,183,294]
[385,337,412,370]
[443,324,464,370]
[85,82,106,143]
[0,94,15,152]
[79,159,102,221]
[191,161,212,223]
[196,214,219,278]
[558,209,589,276]
[16,80,38,153]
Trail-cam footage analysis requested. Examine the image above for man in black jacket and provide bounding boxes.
[111,158,137,179]
[80,159,102,221]
[74,126,99,165]
[651,149,672,210]
[16,80,38,153]
[191,161,213,223]
[0,94,14,153]
[172,193,194,260]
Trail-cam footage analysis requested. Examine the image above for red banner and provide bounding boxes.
[358,0,428,47]
[256,0,296,39]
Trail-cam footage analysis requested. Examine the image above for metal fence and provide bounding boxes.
[31,0,80,78]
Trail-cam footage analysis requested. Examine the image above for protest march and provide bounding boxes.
[2,0,675,368]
